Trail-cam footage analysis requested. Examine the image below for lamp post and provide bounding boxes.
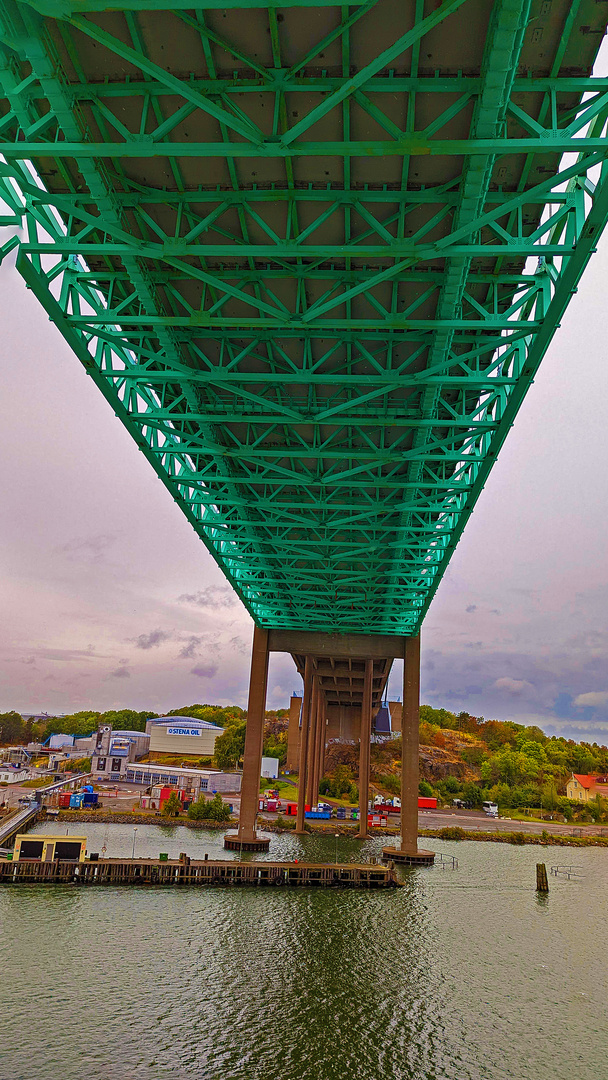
[335,833,339,865]
[132,826,138,860]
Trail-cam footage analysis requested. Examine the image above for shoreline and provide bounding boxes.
[42,810,608,848]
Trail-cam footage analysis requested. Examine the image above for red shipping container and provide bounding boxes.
[267,799,278,812]
[285,803,297,816]
[59,792,71,808]
[418,797,437,809]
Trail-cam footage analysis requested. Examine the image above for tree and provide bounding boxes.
[541,781,558,812]
[443,775,460,794]
[462,782,483,808]
[161,792,182,817]
[214,720,247,770]
[0,711,26,745]
[187,793,231,822]
[419,780,434,797]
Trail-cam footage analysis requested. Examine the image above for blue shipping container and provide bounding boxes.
[304,810,331,820]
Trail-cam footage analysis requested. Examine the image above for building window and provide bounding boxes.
[201,780,208,791]
[111,758,122,773]
[97,758,106,771]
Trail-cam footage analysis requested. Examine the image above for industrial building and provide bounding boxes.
[0,764,30,784]
[125,763,241,794]
[145,717,224,757]
[90,725,150,781]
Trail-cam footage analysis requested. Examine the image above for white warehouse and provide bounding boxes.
[145,717,224,756]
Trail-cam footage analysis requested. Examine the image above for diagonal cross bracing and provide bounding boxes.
[0,0,607,635]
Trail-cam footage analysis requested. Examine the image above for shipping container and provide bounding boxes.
[418,797,437,809]
[266,799,278,812]
[285,803,297,816]
[304,810,331,820]
[58,793,71,808]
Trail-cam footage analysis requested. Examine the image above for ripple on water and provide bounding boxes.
[1,826,606,1080]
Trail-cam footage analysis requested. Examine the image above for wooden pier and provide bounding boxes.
[0,856,401,889]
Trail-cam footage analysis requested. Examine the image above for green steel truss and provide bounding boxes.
[0,0,607,634]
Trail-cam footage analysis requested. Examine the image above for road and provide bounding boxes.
[4,778,605,840]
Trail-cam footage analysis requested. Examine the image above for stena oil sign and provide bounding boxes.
[167,727,202,737]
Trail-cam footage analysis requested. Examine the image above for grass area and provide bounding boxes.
[20,777,51,788]
[506,809,571,825]
[259,778,359,808]
[260,779,300,801]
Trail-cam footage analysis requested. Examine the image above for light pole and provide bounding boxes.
[132,827,138,860]
[335,833,339,865]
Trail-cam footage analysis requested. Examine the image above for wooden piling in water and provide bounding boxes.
[536,863,549,892]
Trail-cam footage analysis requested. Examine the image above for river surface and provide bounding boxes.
[1,822,604,1080]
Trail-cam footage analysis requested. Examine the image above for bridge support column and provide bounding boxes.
[312,690,325,803]
[295,656,313,834]
[356,659,373,839]
[306,677,319,807]
[224,625,270,852]
[383,634,434,865]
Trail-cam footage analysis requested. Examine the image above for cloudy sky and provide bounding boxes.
[3,138,608,738]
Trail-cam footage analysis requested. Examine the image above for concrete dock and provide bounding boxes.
[0,857,402,889]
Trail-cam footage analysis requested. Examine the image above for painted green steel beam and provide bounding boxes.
[1,0,606,636]
[22,0,370,13]
[4,136,608,158]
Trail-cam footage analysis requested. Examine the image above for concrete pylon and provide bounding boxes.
[356,659,373,839]
[306,677,319,807]
[224,624,270,852]
[295,656,313,834]
[383,634,434,865]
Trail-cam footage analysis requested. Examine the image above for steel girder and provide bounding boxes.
[0,0,607,635]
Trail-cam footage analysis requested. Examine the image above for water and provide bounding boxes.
[1,822,605,1080]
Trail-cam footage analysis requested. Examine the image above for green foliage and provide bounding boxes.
[378,773,400,796]
[168,704,244,727]
[460,745,485,766]
[443,775,461,794]
[462,781,483,808]
[0,711,27,744]
[214,720,247,770]
[541,781,559,811]
[419,705,457,730]
[419,780,434,797]
[262,733,287,765]
[64,757,92,773]
[437,826,466,840]
[319,767,358,802]
[161,792,182,817]
[187,792,231,823]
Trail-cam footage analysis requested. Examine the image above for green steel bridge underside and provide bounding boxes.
[0,0,607,637]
